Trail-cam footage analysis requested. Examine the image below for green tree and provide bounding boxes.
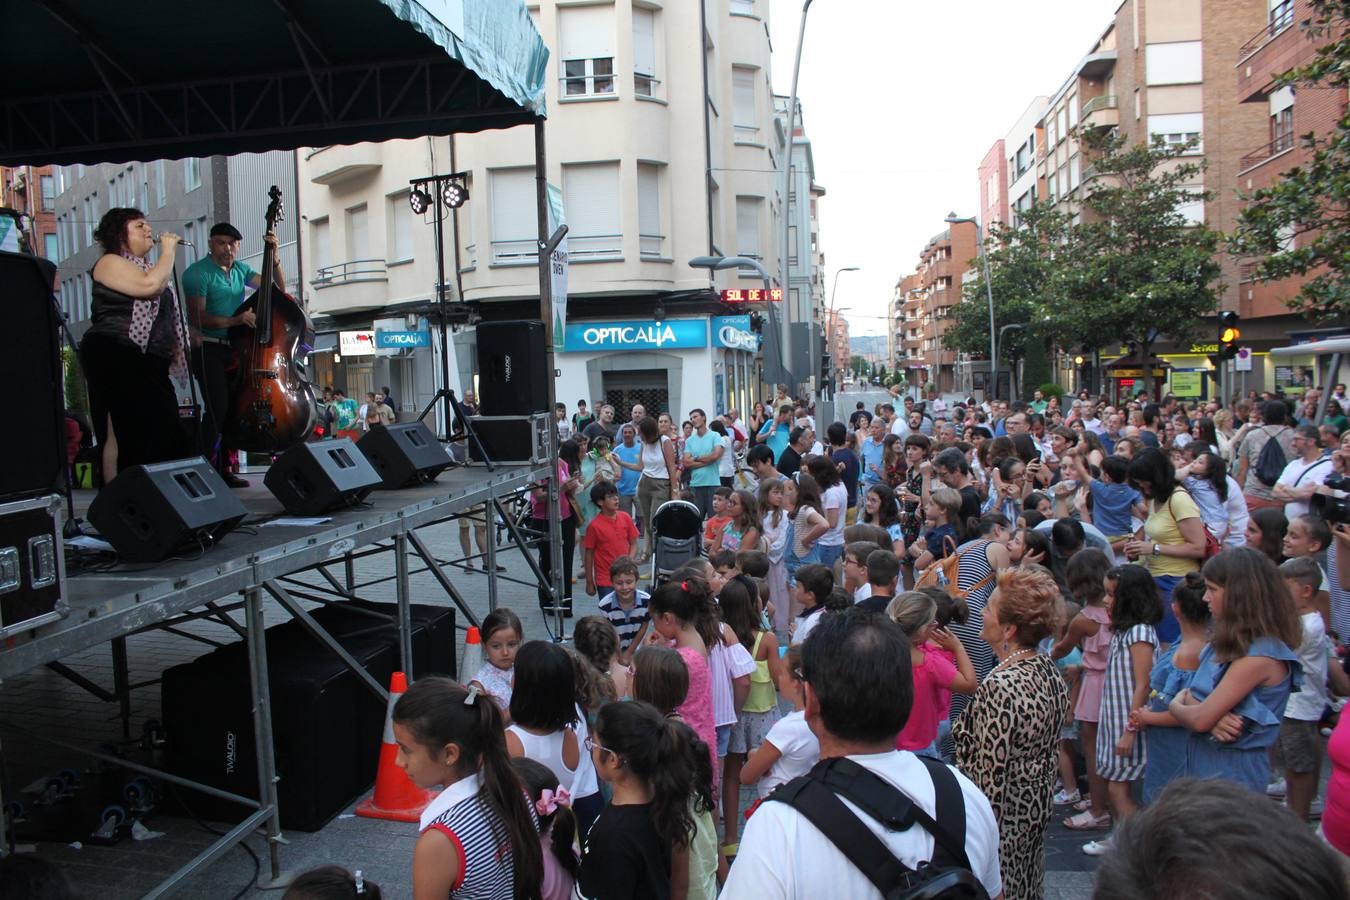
[1229,0,1350,319]
[1060,128,1224,396]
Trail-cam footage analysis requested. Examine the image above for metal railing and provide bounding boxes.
[568,234,622,261]
[639,234,664,259]
[1081,94,1118,116]
[1238,132,1296,172]
[490,239,537,265]
[1238,0,1296,61]
[312,258,387,287]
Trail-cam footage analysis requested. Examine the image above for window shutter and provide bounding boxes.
[490,169,536,242]
[562,163,620,238]
[638,164,660,236]
[733,68,756,126]
[633,8,655,77]
[736,197,760,258]
[559,5,614,61]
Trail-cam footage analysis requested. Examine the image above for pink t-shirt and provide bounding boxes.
[530,461,572,520]
[676,645,719,782]
[1324,716,1350,855]
[895,648,958,751]
[540,830,575,900]
[926,642,957,723]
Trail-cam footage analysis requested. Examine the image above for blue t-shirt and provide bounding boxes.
[859,436,885,486]
[833,447,861,507]
[683,430,722,488]
[613,442,641,496]
[1088,480,1141,537]
[758,420,790,463]
[925,523,957,559]
[181,257,259,339]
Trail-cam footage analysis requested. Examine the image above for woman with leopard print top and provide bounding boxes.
[955,567,1070,900]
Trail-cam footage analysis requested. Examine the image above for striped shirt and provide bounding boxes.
[598,589,651,652]
[420,773,523,899]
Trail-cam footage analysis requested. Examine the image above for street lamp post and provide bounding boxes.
[780,0,816,398]
[690,255,779,400]
[945,213,997,400]
[826,266,860,400]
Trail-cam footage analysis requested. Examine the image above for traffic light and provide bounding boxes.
[1218,311,1241,360]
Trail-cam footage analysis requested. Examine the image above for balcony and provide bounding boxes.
[306,144,381,186]
[311,258,388,314]
[1238,132,1296,174]
[313,258,387,287]
[1081,95,1118,131]
[1238,0,1295,63]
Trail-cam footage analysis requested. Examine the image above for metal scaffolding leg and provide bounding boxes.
[484,483,499,611]
[263,580,389,704]
[406,529,479,629]
[111,637,131,738]
[244,586,284,882]
[394,534,414,678]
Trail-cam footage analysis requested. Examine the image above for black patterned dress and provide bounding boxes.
[953,653,1069,900]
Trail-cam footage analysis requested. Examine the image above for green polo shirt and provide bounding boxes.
[182,257,259,339]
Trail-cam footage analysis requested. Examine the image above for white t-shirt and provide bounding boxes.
[719,435,736,477]
[1286,611,1330,721]
[757,710,820,798]
[818,484,848,548]
[890,417,909,439]
[793,606,825,646]
[724,750,1002,899]
[853,583,873,604]
[710,623,759,728]
[1276,455,1333,519]
[640,435,673,479]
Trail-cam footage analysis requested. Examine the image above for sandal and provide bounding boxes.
[1072,796,1093,813]
[1063,810,1112,831]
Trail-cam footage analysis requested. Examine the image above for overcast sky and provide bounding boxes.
[768,0,1123,336]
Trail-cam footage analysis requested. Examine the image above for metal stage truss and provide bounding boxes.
[0,462,552,895]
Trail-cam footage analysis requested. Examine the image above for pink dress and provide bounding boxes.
[1074,605,1113,724]
[675,645,719,787]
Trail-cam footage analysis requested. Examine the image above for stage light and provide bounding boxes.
[408,187,431,215]
[442,180,469,209]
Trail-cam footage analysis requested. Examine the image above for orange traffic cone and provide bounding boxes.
[458,626,483,684]
[356,672,436,822]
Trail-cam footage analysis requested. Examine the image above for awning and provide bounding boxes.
[1,0,548,166]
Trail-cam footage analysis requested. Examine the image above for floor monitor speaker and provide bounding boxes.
[357,422,451,488]
[264,439,382,515]
[88,458,247,562]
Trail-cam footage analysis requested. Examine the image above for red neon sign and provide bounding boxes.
[720,288,783,303]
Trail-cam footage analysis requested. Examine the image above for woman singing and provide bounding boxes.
[80,208,192,476]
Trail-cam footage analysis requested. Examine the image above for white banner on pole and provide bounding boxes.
[547,184,568,352]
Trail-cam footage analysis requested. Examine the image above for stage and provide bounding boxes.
[0,459,553,896]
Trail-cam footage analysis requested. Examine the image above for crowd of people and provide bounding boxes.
[258,384,1350,899]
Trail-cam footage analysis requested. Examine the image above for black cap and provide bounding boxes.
[209,222,243,241]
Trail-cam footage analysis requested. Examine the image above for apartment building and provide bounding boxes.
[893,221,978,394]
[779,93,829,391]
[1,165,58,260]
[1233,0,1350,394]
[826,308,850,388]
[298,0,809,420]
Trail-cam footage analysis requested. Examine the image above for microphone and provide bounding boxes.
[154,233,195,248]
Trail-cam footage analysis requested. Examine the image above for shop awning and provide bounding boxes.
[0,0,548,166]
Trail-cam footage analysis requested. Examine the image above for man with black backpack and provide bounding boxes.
[1238,400,1298,512]
[723,608,1002,899]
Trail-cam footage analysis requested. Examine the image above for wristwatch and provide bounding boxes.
[1152,543,1161,556]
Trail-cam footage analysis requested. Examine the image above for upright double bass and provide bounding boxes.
[224,186,318,452]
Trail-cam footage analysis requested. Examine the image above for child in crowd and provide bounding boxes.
[757,478,791,634]
[1054,550,1114,832]
[469,607,523,719]
[887,591,976,758]
[283,866,383,900]
[926,587,969,755]
[703,487,734,546]
[579,701,701,900]
[647,573,720,780]
[506,641,604,835]
[718,575,782,850]
[597,557,650,664]
[1068,450,1143,560]
[1168,548,1302,794]
[392,677,542,899]
[1282,513,1333,632]
[710,490,760,556]
[785,474,828,585]
[511,757,580,900]
[1130,570,1210,804]
[789,563,834,645]
[843,541,882,604]
[1275,557,1331,821]
[862,483,906,557]
[906,487,962,571]
[582,481,639,600]
[1082,564,1161,857]
[740,644,820,798]
[572,614,631,701]
[735,549,775,630]
[1247,508,1289,566]
[1176,450,1247,549]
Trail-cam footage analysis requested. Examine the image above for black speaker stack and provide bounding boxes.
[476,320,548,416]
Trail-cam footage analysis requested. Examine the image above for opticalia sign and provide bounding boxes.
[711,315,760,352]
[719,288,783,303]
[563,319,707,352]
[375,330,431,349]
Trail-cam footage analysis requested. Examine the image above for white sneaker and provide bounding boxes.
[1053,789,1082,806]
[1082,836,1114,857]
[1266,777,1287,798]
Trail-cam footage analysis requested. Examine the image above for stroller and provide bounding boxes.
[648,499,703,588]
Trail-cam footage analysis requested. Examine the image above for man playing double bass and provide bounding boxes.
[183,222,284,487]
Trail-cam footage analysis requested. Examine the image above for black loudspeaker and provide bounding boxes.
[0,251,64,500]
[476,320,547,416]
[469,415,547,464]
[162,602,454,831]
[88,457,247,562]
[264,439,382,515]
[357,422,451,488]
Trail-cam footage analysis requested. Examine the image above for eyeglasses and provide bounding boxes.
[584,736,618,758]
